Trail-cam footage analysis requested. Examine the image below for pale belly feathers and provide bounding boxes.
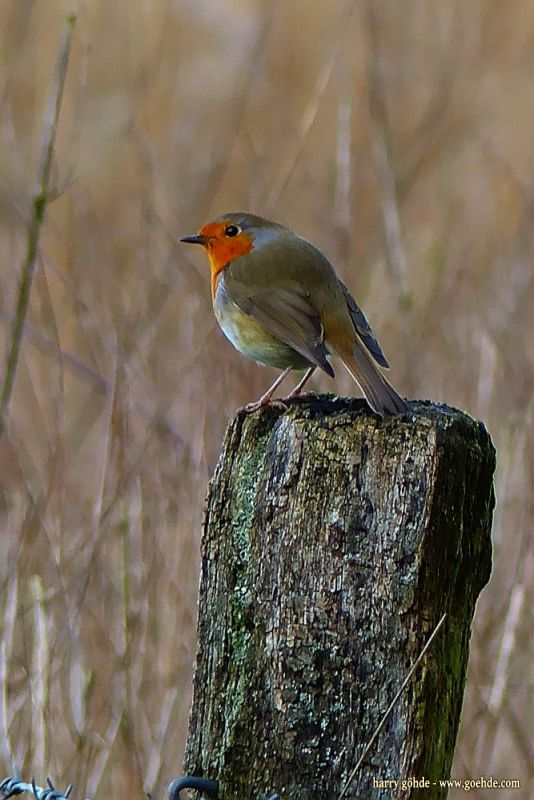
[213,276,310,370]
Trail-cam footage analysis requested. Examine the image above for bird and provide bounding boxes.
[181,212,408,416]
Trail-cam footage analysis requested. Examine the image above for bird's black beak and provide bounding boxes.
[180,234,206,245]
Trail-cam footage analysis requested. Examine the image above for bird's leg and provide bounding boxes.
[284,366,316,399]
[243,366,293,413]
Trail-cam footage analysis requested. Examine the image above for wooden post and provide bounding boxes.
[183,397,495,800]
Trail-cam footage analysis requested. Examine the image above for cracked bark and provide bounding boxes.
[183,396,495,800]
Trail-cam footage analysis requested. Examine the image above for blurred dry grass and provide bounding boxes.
[0,0,533,797]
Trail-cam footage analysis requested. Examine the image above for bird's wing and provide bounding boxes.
[339,281,390,369]
[223,272,334,377]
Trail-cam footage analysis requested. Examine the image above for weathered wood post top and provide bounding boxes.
[184,396,495,800]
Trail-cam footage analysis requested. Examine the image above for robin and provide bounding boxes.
[181,212,408,416]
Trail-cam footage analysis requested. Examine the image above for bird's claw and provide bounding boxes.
[242,398,288,414]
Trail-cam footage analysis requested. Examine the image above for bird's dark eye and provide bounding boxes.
[224,225,240,237]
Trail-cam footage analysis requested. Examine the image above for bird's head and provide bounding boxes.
[181,213,285,293]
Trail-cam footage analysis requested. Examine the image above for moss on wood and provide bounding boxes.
[185,396,495,800]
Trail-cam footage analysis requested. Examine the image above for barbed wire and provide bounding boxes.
[3,772,279,800]
[0,777,72,800]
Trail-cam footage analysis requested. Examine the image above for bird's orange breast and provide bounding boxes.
[199,222,254,300]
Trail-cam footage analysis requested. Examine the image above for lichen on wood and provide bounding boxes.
[184,396,495,800]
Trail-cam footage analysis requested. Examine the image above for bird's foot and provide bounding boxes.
[284,388,314,401]
[242,397,288,414]
[284,366,316,400]
[241,366,296,413]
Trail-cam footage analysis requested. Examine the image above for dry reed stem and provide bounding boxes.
[0,15,76,429]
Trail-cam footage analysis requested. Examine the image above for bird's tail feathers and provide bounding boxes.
[332,340,408,416]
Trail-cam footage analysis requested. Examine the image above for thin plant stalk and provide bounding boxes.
[0,15,76,429]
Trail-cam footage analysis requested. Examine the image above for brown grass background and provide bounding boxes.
[0,1,532,798]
